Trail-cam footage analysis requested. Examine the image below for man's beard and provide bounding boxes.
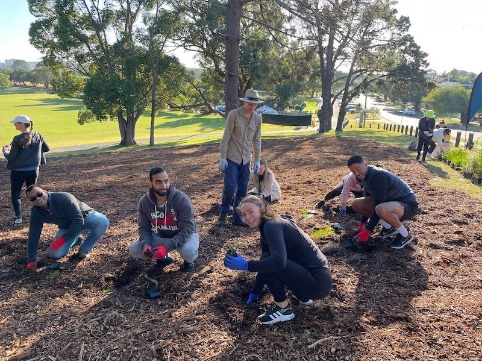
[154,189,168,197]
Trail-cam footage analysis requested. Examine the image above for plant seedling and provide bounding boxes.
[226,242,238,257]
[144,274,162,299]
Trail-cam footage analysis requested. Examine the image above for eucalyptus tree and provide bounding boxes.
[173,0,305,113]
[272,0,427,131]
[28,0,183,145]
[383,34,434,109]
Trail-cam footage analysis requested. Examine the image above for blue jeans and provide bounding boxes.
[48,211,110,258]
[10,169,38,218]
[129,232,199,263]
[220,159,250,222]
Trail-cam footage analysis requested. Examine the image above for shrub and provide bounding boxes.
[443,147,469,168]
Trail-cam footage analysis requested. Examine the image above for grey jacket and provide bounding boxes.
[27,192,93,262]
[4,131,49,170]
[138,186,197,251]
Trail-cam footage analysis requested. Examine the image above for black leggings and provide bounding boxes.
[10,169,38,218]
[251,254,332,302]
[417,137,436,158]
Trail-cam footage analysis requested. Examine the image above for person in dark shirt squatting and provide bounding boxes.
[224,195,332,325]
[25,185,110,270]
[348,155,419,250]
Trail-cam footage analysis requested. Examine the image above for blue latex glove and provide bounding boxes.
[253,160,260,174]
[219,158,228,172]
[224,254,248,271]
[246,293,260,305]
[339,209,347,216]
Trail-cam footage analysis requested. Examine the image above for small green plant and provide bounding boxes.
[443,147,469,168]
[48,270,60,282]
[472,147,482,176]
[227,242,237,256]
[300,209,317,219]
[310,226,334,240]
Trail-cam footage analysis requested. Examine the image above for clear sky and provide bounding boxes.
[1,0,480,74]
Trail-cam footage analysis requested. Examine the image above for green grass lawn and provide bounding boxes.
[0,87,310,148]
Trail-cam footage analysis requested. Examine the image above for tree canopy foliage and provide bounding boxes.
[423,85,470,121]
[25,0,439,143]
[28,0,185,145]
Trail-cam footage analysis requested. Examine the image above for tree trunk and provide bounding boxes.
[117,110,137,146]
[150,60,158,146]
[318,22,335,133]
[224,0,242,113]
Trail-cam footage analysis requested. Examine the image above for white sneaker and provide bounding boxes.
[14,218,22,225]
[427,153,434,159]
[292,293,314,305]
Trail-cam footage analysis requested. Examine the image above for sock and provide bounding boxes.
[396,224,408,237]
[378,219,391,229]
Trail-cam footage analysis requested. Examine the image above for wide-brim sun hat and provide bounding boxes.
[239,89,263,104]
[425,110,436,118]
[10,115,31,124]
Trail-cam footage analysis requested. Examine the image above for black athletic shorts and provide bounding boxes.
[400,200,418,221]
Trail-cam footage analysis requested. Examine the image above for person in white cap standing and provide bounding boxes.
[2,115,50,224]
[218,89,263,227]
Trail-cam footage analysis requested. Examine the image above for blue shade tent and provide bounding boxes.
[467,72,482,125]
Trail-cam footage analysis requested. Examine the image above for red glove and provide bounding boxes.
[354,229,371,243]
[355,222,366,232]
[26,262,37,270]
[152,245,168,260]
[47,236,66,253]
[143,245,153,258]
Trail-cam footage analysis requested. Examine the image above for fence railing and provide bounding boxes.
[347,121,476,148]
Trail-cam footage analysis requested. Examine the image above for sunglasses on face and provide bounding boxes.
[29,192,43,202]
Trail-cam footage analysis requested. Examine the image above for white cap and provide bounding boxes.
[10,115,31,124]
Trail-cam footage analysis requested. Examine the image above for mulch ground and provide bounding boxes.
[0,136,481,361]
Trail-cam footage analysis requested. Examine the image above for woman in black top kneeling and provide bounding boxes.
[224,195,332,325]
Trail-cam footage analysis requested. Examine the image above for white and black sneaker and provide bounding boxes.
[390,232,414,249]
[257,303,295,325]
[291,293,313,306]
[378,226,398,239]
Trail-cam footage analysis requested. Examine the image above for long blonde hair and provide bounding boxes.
[252,159,274,192]
[237,195,277,220]
[19,121,34,149]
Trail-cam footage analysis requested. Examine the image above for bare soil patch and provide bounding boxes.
[1,136,481,361]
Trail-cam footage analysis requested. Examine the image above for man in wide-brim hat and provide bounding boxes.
[217,89,263,227]
[416,109,436,163]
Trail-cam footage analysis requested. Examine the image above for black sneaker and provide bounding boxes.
[390,232,414,249]
[257,303,295,325]
[217,212,227,227]
[77,248,90,260]
[378,226,398,239]
[180,261,195,273]
[155,254,174,269]
[315,200,325,209]
[291,293,313,306]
